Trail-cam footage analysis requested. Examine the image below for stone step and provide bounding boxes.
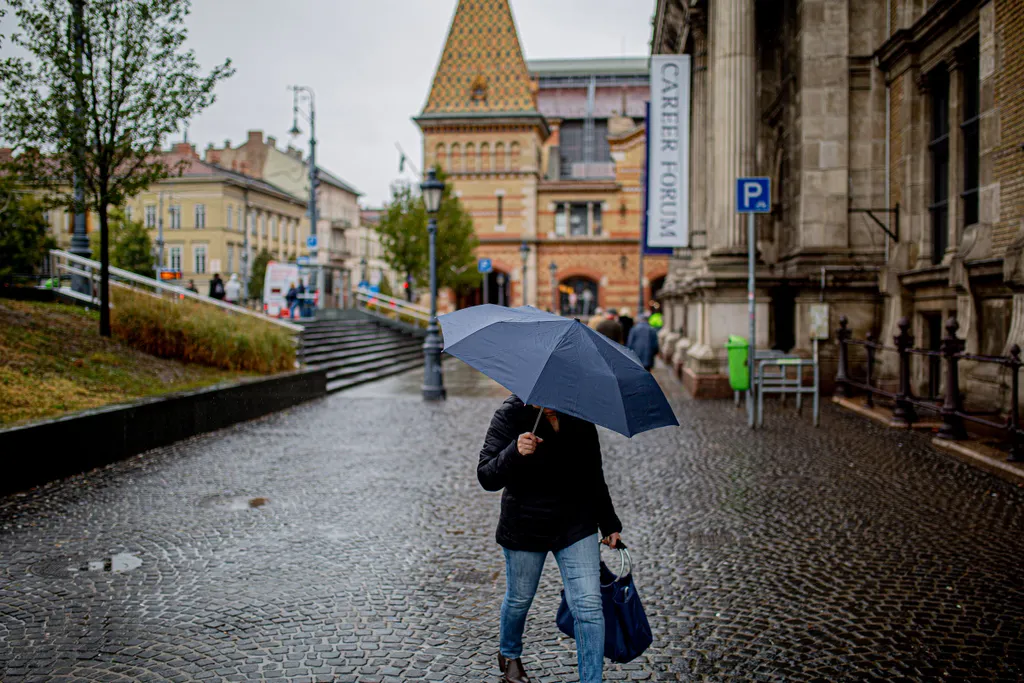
[301,334,418,358]
[323,348,424,379]
[306,344,422,372]
[301,328,391,343]
[326,358,425,393]
[302,338,421,365]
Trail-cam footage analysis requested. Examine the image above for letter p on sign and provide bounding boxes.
[736,177,772,213]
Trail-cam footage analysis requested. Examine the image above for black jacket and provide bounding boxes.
[478,396,622,552]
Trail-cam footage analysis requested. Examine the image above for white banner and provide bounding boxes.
[647,54,691,249]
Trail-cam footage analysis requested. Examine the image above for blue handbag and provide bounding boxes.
[555,545,653,663]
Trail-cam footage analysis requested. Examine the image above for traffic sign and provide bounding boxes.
[306,235,318,249]
[478,258,493,274]
[296,256,311,266]
[736,177,771,213]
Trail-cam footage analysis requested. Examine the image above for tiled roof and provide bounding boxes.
[421,0,537,116]
[164,149,305,205]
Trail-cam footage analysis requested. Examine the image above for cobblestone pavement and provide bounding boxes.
[2,360,1024,682]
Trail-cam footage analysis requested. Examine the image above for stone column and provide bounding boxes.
[707,0,756,258]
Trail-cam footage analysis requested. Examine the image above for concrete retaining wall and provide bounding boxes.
[0,368,328,496]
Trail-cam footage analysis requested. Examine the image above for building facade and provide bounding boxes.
[35,142,309,294]
[415,0,667,315]
[652,0,1024,408]
[205,131,361,305]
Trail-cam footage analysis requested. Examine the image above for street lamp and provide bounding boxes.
[421,168,446,401]
[289,85,320,313]
[359,257,368,285]
[520,241,529,306]
[496,273,507,306]
[549,261,558,314]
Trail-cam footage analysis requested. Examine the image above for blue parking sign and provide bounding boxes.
[736,177,771,213]
[306,235,318,249]
[477,258,493,274]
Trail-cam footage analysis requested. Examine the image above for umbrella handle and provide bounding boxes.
[531,407,544,434]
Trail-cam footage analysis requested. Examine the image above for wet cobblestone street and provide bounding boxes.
[2,362,1023,682]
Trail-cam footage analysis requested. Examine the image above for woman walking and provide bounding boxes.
[479,396,623,683]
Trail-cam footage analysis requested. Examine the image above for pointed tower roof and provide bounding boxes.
[419,0,539,117]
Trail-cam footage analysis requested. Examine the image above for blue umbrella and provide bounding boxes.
[439,305,678,437]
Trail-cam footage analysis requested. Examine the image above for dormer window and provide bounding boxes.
[470,74,488,102]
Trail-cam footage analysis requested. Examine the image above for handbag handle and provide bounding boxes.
[601,545,633,587]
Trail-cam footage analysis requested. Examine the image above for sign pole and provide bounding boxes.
[747,212,756,429]
[483,273,489,306]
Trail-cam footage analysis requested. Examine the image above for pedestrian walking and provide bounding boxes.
[587,307,605,330]
[224,273,241,305]
[479,397,624,683]
[648,303,663,330]
[627,313,660,371]
[185,279,198,294]
[208,273,226,300]
[618,307,634,342]
[286,282,299,319]
[596,309,623,344]
[580,287,594,316]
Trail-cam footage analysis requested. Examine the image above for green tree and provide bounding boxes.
[248,249,272,301]
[378,273,394,299]
[0,178,55,281]
[376,167,478,300]
[89,207,153,278]
[0,0,234,335]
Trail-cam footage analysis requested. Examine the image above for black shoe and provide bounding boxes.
[498,653,531,683]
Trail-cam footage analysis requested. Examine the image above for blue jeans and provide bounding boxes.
[501,533,604,683]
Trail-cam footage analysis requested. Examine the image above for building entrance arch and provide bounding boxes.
[560,276,599,317]
[479,269,511,306]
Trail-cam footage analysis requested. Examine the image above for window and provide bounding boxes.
[227,244,234,274]
[497,195,504,225]
[261,215,267,237]
[929,69,950,265]
[555,204,567,236]
[570,204,589,236]
[237,208,243,233]
[249,214,256,235]
[593,203,603,236]
[272,216,278,239]
[560,122,584,170]
[169,205,181,230]
[226,206,233,232]
[495,143,506,172]
[124,206,133,222]
[168,245,182,272]
[194,203,206,229]
[193,244,207,274]
[145,205,157,228]
[466,143,476,172]
[480,143,491,172]
[961,38,980,227]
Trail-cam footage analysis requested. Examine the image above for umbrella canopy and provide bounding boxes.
[439,305,678,437]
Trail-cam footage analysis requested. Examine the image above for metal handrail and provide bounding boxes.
[49,249,303,332]
[353,287,431,324]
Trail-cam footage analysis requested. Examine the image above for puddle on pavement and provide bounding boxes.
[200,494,271,510]
[31,552,143,578]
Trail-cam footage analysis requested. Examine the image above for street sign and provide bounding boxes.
[306,235,318,249]
[478,258,493,274]
[296,256,311,266]
[736,177,771,213]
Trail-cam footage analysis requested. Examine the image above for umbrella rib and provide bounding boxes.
[578,326,632,436]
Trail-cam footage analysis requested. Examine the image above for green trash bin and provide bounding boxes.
[726,335,749,391]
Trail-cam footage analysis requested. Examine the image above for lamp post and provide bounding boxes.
[359,257,368,285]
[520,241,529,307]
[289,85,320,312]
[421,169,446,401]
[549,262,558,314]
[496,273,507,306]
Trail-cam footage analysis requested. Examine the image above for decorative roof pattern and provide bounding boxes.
[421,0,537,115]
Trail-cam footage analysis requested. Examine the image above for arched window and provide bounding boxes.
[509,142,520,171]
[480,142,491,172]
[495,142,506,173]
[450,143,462,173]
[465,143,476,172]
[435,143,446,171]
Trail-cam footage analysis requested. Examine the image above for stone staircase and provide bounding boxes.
[300,319,424,393]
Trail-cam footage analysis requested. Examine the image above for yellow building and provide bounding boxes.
[41,142,310,294]
[415,0,667,314]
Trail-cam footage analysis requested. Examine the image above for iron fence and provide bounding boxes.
[835,314,1023,462]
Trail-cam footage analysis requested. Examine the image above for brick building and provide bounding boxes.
[415,0,667,315]
[652,0,1024,407]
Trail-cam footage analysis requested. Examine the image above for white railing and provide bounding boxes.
[47,249,304,333]
[353,287,431,327]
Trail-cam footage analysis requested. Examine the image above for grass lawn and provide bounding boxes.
[0,298,250,428]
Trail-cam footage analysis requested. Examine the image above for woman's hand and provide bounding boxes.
[601,532,623,549]
[516,432,543,456]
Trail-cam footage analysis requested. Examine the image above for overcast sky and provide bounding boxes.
[178,0,656,206]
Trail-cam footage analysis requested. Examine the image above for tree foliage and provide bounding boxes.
[0,178,55,280]
[0,0,233,333]
[89,207,153,278]
[248,249,272,301]
[376,167,478,296]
